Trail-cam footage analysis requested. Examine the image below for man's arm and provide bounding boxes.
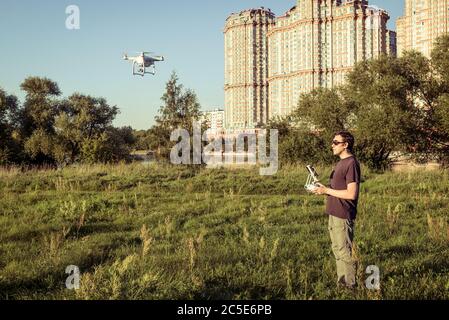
[313,182,359,200]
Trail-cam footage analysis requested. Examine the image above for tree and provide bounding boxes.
[432,35,449,87]
[287,53,444,170]
[264,115,334,166]
[54,94,119,164]
[19,77,62,164]
[15,78,133,165]
[294,87,357,142]
[80,126,136,164]
[104,126,136,162]
[18,78,126,165]
[344,54,438,169]
[149,71,204,160]
[132,129,153,151]
[53,93,134,165]
[429,35,449,164]
[0,88,21,164]
[281,88,356,166]
[434,94,449,164]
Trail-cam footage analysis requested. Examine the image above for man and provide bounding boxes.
[313,131,361,289]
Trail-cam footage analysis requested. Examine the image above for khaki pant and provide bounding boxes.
[328,215,356,287]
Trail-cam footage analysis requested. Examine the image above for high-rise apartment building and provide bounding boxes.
[201,108,225,134]
[224,0,396,129]
[397,0,449,58]
[224,8,275,130]
[386,30,397,57]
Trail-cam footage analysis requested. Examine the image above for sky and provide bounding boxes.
[0,0,404,130]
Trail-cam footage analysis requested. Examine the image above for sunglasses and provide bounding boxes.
[332,140,346,146]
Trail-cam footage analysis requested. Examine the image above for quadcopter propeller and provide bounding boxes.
[135,51,155,56]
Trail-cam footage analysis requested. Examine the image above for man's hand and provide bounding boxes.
[312,183,328,195]
[313,182,359,200]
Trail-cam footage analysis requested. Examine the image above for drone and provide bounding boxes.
[123,51,164,76]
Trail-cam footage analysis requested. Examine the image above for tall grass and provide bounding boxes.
[0,163,448,300]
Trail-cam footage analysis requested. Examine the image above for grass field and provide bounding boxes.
[0,163,448,300]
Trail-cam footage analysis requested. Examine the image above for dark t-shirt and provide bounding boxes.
[326,156,361,220]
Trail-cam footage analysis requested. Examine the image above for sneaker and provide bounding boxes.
[337,278,357,292]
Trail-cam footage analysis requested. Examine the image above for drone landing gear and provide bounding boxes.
[144,65,156,76]
[132,62,156,76]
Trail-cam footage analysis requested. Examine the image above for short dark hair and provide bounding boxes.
[335,131,355,152]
